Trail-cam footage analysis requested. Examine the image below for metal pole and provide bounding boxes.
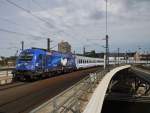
[47,38,52,51]
[104,54,106,69]
[21,41,24,51]
[47,38,50,51]
[105,0,109,70]
[117,48,120,66]
[147,51,148,64]
[106,35,109,70]
[83,46,85,56]
[74,50,76,55]
[125,51,127,64]
[52,99,58,113]
[106,0,108,35]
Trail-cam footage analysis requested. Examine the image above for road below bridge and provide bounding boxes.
[102,66,150,113]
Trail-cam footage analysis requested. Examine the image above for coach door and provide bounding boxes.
[38,54,46,71]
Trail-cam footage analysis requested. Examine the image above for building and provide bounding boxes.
[0,56,17,66]
[58,41,71,53]
[134,52,150,61]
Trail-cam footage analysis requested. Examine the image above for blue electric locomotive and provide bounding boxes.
[14,48,76,80]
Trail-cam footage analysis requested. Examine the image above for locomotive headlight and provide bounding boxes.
[17,64,21,67]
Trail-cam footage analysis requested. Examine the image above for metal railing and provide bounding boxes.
[30,69,108,113]
[0,67,14,77]
[0,67,14,85]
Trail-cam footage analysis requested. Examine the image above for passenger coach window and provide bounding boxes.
[79,59,81,64]
[79,59,80,63]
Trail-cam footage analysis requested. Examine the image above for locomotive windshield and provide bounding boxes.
[19,52,34,61]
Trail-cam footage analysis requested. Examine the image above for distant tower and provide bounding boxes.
[58,41,71,53]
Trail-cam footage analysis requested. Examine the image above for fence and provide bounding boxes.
[0,67,14,85]
[30,69,108,113]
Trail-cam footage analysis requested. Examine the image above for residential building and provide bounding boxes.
[58,41,71,53]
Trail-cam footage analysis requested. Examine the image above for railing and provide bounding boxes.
[30,69,108,113]
[0,67,14,85]
[0,67,14,77]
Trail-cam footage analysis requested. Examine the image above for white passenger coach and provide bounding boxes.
[75,55,104,69]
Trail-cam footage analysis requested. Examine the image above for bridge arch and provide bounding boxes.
[83,65,131,113]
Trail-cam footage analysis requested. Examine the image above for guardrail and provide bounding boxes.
[0,67,15,71]
[30,69,108,113]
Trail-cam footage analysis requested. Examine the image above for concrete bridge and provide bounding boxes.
[83,65,131,113]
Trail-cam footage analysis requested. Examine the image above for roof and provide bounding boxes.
[77,52,136,58]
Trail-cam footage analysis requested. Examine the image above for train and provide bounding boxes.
[13,48,104,80]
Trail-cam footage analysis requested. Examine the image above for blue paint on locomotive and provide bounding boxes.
[15,48,76,74]
[16,49,45,71]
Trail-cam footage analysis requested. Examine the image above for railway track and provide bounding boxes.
[0,82,27,91]
[0,67,100,113]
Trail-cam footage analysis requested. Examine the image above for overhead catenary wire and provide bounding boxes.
[0,16,54,36]
[0,28,45,39]
[1,0,57,37]
[0,17,41,32]
[31,0,78,41]
[4,0,71,41]
[5,0,55,29]
[3,0,80,50]
[31,0,47,11]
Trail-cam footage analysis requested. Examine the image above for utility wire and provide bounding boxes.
[50,44,57,50]
[4,0,65,41]
[4,0,76,43]
[0,17,38,31]
[0,28,45,39]
[0,17,52,35]
[31,0,46,11]
[5,0,54,28]
[31,0,77,41]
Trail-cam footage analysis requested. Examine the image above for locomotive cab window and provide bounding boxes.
[19,52,33,61]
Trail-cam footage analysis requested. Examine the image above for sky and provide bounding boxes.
[0,0,150,56]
